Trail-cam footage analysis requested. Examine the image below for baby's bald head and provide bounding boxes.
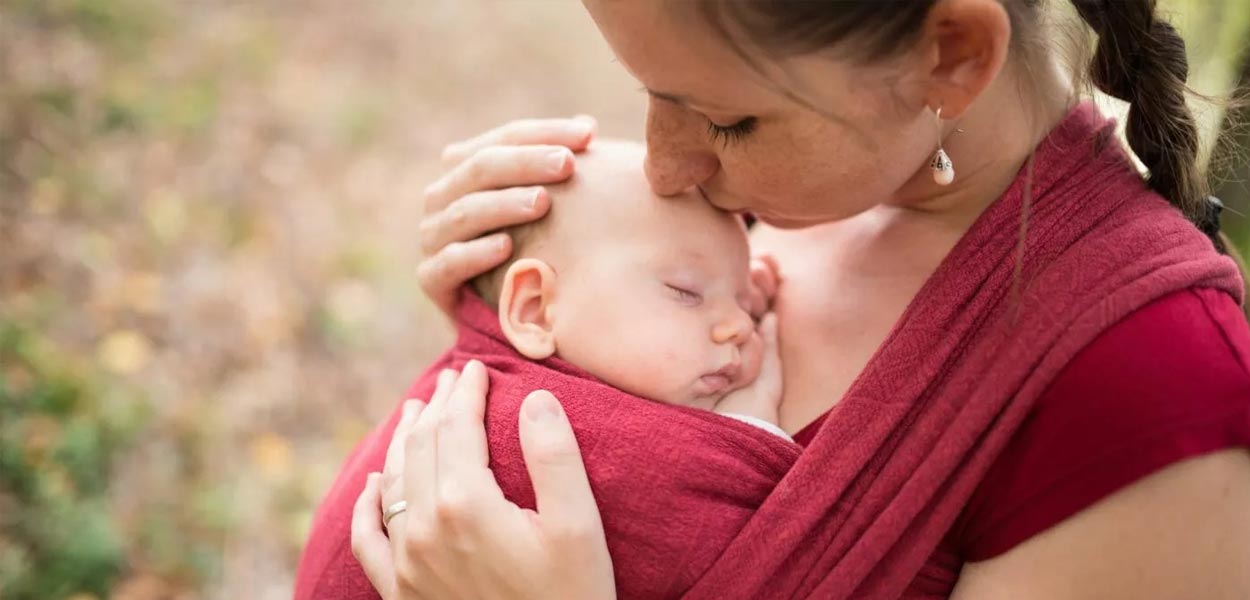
[472,140,759,406]
[472,140,735,305]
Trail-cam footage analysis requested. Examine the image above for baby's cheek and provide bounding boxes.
[610,326,688,399]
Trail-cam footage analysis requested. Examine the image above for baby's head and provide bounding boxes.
[473,141,761,408]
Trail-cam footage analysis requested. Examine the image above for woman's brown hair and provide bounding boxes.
[699,0,1229,252]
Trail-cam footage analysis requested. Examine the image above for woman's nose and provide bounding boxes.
[712,309,754,346]
[644,99,719,196]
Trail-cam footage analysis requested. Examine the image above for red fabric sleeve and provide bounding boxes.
[952,287,1250,561]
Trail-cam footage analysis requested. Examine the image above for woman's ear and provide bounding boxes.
[918,0,1011,118]
[498,258,559,360]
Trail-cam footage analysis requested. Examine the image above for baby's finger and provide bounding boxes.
[746,286,768,322]
[424,145,574,215]
[441,116,596,166]
[747,255,782,319]
[756,313,784,400]
[750,255,781,298]
[418,186,551,257]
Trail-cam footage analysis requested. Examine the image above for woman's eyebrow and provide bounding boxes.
[647,89,690,105]
[646,88,735,112]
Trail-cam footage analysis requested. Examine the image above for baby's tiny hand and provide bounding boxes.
[714,313,783,425]
[746,255,782,321]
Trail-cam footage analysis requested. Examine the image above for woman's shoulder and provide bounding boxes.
[1037,287,1250,410]
[949,286,1250,561]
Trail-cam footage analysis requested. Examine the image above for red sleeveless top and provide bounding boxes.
[786,287,1250,597]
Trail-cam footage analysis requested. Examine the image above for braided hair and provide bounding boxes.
[1069,0,1226,251]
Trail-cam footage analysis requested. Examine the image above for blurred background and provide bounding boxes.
[0,1,1247,599]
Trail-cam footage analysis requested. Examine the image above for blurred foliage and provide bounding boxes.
[1178,0,1250,246]
[0,2,168,598]
[0,323,147,599]
[1,0,623,597]
[1211,41,1250,246]
[1,0,242,596]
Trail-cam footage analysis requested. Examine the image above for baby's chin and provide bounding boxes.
[638,383,727,410]
[611,360,763,408]
[671,372,762,408]
[674,391,721,412]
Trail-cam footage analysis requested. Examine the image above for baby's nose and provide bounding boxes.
[712,309,754,346]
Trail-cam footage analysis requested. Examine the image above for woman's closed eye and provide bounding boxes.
[665,283,703,305]
[706,117,756,147]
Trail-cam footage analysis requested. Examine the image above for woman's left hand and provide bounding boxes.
[350,360,617,600]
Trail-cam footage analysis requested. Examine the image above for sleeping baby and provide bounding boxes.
[468,139,787,438]
[297,140,802,600]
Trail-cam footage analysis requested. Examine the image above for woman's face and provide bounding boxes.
[583,0,939,228]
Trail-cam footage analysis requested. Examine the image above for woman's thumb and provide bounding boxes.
[518,390,602,530]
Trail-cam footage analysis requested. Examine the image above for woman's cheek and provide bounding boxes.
[734,160,813,216]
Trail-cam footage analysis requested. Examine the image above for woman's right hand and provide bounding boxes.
[351,362,617,600]
[419,116,598,314]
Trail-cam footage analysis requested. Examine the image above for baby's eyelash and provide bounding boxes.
[666,284,702,304]
[706,117,757,147]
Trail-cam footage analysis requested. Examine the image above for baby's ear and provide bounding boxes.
[498,258,558,360]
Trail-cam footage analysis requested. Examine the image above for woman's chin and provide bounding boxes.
[703,189,831,229]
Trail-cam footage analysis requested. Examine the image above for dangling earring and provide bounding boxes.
[930,106,954,186]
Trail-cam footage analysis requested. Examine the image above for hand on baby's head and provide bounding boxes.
[474,140,766,410]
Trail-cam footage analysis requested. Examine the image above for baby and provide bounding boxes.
[293,141,794,600]
[469,140,786,437]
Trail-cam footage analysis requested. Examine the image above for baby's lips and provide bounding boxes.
[696,360,742,396]
[697,372,734,396]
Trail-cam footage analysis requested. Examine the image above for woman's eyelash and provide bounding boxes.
[706,117,757,146]
[666,284,702,303]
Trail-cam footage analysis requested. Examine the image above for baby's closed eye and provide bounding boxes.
[664,283,703,305]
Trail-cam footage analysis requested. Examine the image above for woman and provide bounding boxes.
[336,0,1250,597]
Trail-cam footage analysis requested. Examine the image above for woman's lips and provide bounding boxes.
[701,189,743,212]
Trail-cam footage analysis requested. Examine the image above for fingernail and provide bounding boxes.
[494,233,509,254]
[568,119,593,137]
[422,180,442,198]
[546,149,570,175]
[526,187,543,209]
[525,392,563,423]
